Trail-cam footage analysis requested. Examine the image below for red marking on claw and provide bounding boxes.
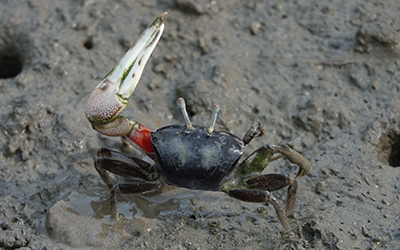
[129,124,154,153]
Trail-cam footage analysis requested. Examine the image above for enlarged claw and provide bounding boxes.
[84,13,167,153]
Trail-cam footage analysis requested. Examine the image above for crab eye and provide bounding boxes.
[176,97,220,134]
[177,97,193,130]
[207,103,220,133]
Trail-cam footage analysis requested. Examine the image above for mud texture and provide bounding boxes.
[1,0,400,249]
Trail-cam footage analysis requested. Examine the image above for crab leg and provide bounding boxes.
[95,147,161,219]
[227,189,291,231]
[85,13,167,153]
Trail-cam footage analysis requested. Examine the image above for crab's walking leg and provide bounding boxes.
[266,143,311,178]
[228,189,291,231]
[226,141,310,231]
[95,148,161,219]
[236,143,310,181]
[285,179,298,214]
[85,13,167,154]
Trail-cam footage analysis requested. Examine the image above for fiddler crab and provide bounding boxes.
[84,13,310,231]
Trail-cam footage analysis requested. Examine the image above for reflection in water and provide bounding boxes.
[63,185,186,220]
[47,183,244,248]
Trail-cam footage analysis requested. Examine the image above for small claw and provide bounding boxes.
[242,121,264,146]
[85,12,166,129]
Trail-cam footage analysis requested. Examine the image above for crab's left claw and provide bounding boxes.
[84,13,167,153]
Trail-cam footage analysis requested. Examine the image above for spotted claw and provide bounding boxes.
[85,12,166,127]
[84,13,166,153]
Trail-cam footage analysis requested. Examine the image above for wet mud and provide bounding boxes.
[0,0,399,249]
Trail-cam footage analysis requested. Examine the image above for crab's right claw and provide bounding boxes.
[84,13,166,153]
[85,12,166,134]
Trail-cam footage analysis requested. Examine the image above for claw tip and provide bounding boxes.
[160,12,168,21]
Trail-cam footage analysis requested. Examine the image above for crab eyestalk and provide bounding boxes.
[207,103,220,133]
[177,97,193,130]
[84,13,167,153]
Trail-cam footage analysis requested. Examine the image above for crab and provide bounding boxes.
[84,13,310,231]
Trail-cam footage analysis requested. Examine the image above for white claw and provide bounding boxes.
[207,103,219,133]
[99,12,166,103]
[177,97,193,130]
[113,13,166,102]
[85,13,166,123]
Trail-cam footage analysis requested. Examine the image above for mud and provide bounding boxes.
[0,0,399,249]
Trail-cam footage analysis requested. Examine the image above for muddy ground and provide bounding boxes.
[0,0,399,249]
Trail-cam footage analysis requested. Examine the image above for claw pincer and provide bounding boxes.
[85,13,167,153]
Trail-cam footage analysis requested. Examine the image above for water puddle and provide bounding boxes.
[45,184,238,248]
